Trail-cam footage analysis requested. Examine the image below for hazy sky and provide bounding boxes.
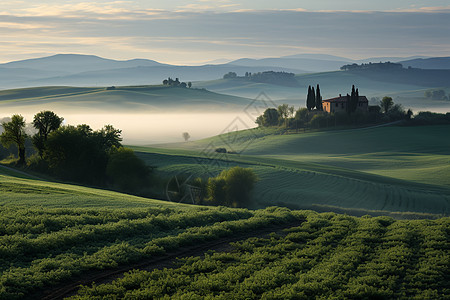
[1,0,449,64]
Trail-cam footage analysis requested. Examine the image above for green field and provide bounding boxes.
[71,213,450,299]
[0,167,307,299]
[0,143,448,298]
[0,168,448,299]
[135,125,450,217]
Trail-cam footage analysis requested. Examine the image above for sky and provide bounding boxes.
[1,0,449,64]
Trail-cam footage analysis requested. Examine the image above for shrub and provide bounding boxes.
[206,167,258,207]
[106,147,152,193]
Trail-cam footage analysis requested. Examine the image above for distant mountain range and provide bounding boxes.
[0,53,448,90]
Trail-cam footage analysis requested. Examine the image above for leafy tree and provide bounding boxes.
[182,132,190,142]
[380,96,394,114]
[206,177,227,205]
[95,125,122,153]
[106,147,151,192]
[315,84,323,111]
[180,82,187,88]
[206,166,258,207]
[44,125,122,184]
[277,104,290,127]
[188,82,192,88]
[295,107,309,126]
[32,111,64,157]
[256,108,279,127]
[223,72,237,79]
[0,115,27,164]
[162,79,169,85]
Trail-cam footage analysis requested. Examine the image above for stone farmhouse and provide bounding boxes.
[322,94,369,113]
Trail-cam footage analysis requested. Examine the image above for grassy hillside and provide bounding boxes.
[0,168,302,299]
[135,125,450,216]
[0,166,184,209]
[0,85,253,112]
[0,153,448,298]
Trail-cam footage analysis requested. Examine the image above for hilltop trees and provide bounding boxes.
[0,115,27,165]
[223,72,237,79]
[32,111,64,157]
[380,96,394,114]
[162,77,189,88]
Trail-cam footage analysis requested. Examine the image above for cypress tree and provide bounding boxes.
[307,86,314,111]
[346,93,351,113]
[348,85,358,113]
[306,86,310,110]
[311,86,316,110]
[316,84,323,111]
[356,88,359,111]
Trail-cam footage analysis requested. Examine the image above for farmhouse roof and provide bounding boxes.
[323,95,369,103]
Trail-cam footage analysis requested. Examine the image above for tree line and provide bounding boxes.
[223,71,298,87]
[257,85,417,130]
[0,111,153,195]
[340,61,404,71]
[0,112,258,208]
[162,77,192,88]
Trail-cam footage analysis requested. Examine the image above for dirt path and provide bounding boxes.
[39,220,303,300]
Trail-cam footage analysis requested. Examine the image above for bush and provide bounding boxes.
[206,167,258,207]
[106,147,152,193]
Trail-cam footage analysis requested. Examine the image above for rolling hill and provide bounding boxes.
[0,85,255,112]
[0,54,305,90]
[196,68,450,112]
[400,57,450,70]
[137,125,450,216]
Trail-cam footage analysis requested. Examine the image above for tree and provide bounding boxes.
[163,79,169,85]
[182,132,190,142]
[277,104,289,127]
[0,115,27,165]
[315,84,323,111]
[348,85,358,114]
[206,166,258,207]
[380,96,394,114]
[32,111,64,157]
[256,108,279,127]
[223,72,237,79]
[295,107,309,126]
[106,147,151,192]
[406,109,413,120]
[180,82,187,88]
[95,125,122,153]
[44,125,121,184]
[188,82,192,88]
[306,86,316,111]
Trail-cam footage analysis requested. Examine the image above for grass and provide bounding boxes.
[0,169,299,299]
[133,125,450,216]
[0,167,188,209]
[0,143,447,298]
